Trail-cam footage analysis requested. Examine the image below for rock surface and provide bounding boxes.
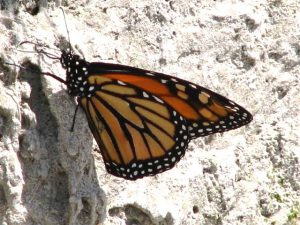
[0,1,299,225]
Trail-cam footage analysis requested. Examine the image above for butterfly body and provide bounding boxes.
[57,50,252,180]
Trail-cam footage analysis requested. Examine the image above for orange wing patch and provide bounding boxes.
[101,84,137,95]
[146,122,175,150]
[125,124,151,160]
[198,108,219,121]
[96,91,144,128]
[128,97,170,119]
[88,76,112,85]
[161,96,198,120]
[103,74,170,95]
[144,134,166,157]
[209,101,230,117]
[135,106,175,137]
[81,98,121,163]
[102,74,199,120]
[91,97,134,164]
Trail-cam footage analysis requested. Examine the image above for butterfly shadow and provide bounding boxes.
[16,61,107,224]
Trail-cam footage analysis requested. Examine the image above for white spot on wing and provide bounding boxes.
[118,81,126,85]
[143,92,149,98]
[146,72,155,76]
[154,96,164,103]
[189,83,197,89]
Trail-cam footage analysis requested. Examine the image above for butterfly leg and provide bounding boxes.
[70,104,80,132]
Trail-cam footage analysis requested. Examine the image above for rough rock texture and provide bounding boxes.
[0,1,299,225]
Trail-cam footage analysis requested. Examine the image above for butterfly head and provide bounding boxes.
[60,50,90,97]
[60,50,73,69]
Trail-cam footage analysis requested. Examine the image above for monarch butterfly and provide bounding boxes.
[10,19,252,181]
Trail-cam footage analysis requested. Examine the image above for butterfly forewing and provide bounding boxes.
[87,62,252,138]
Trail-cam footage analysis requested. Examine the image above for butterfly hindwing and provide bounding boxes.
[79,74,190,180]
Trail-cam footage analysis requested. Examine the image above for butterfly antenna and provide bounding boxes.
[60,7,72,52]
[18,41,60,60]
